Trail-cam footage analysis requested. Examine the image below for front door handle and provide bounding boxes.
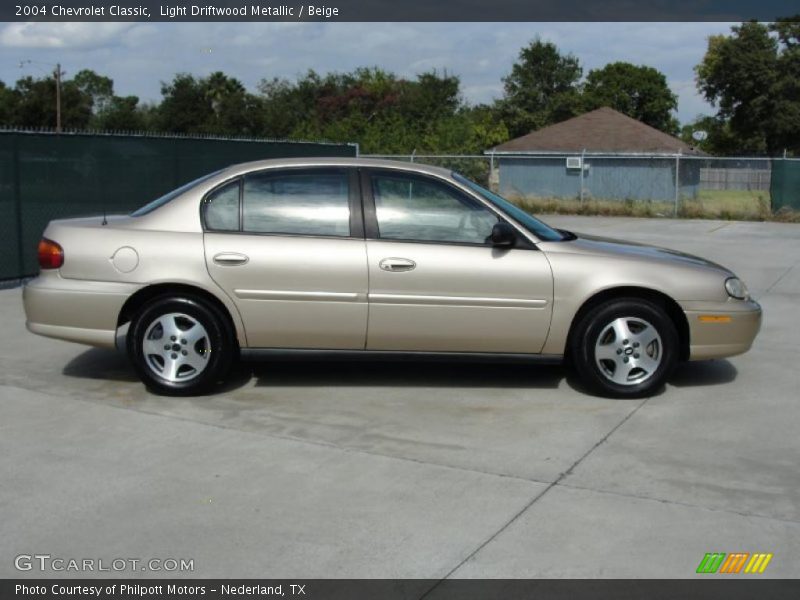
[379,257,416,272]
[213,252,249,266]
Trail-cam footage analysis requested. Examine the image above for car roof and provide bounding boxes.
[218,157,454,179]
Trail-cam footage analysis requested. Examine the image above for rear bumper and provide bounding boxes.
[23,272,140,348]
[683,299,762,360]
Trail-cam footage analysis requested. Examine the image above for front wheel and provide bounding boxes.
[127,295,235,396]
[570,298,678,398]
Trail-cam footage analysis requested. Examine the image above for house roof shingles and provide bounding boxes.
[491,107,704,155]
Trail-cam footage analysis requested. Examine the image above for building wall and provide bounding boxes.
[498,156,700,202]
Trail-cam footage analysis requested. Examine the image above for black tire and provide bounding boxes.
[127,295,235,396]
[570,298,678,398]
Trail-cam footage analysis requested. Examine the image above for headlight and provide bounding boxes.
[725,277,748,300]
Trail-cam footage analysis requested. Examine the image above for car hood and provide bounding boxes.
[558,231,732,275]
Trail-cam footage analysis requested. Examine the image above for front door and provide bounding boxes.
[363,170,553,353]
[203,167,368,349]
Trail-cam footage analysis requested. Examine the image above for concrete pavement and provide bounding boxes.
[1,215,798,579]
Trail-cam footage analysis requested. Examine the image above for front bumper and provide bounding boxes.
[682,298,762,360]
[23,272,140,348]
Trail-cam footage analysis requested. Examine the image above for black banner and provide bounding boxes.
[5,580,800,600]
[2,0,800,22]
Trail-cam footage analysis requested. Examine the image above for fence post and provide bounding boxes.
[489,151,497,192]
[674,151,681,217]
[580,148,586,203]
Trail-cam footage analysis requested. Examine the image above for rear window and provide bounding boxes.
[131,171,222,217]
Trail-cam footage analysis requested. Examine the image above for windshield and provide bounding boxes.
[131,170,223,217]
[452,172,565,242]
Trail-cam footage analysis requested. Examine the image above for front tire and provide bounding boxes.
[127,295,235,396]
[571,298,678,398]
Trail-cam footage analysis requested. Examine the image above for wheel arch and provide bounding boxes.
[566,286,690,362]
[117,283,243,348]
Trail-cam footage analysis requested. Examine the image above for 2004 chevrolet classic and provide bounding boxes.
[23,158,761,397]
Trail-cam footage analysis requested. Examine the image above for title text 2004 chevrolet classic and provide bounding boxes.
[23,158,761,397]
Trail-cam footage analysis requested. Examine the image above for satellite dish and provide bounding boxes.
[692,130,708,141]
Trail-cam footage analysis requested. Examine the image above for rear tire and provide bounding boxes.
[570,298,678,398]
[127,295,235,396]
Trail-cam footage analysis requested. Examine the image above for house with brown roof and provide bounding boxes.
[487,107,705,202]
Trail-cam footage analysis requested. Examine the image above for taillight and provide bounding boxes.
[38,238,64,269]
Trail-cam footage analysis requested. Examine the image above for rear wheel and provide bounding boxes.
[571,298,678,398]
[127,295,234,395]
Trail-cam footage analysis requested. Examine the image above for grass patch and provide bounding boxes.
[507,191,800,223]
[680,190,771,221]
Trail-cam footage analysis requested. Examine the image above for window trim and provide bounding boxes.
[200,166,364,240]
[360,168,536,250]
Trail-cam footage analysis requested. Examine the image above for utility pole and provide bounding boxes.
[20,60,64,132]
[55,63,62,133]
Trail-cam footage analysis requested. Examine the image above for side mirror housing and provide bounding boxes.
[490,222,516,247]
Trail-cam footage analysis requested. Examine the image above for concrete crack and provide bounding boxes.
[420,396,650,597]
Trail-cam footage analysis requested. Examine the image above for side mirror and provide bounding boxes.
[490,222,516,247]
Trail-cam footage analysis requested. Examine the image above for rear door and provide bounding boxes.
[203,167,368,349]
[362,169,553,353]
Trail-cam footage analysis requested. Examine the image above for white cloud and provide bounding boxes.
[0,22,136,49]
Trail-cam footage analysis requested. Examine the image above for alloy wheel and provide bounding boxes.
[594,316,663,386]
[142,312,210,383]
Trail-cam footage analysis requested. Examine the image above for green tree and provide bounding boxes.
[155,73,209,132]
[72,69,149,131]
[11,74,93,129]
[157,71,263,135]
[768,16,800,154]
[680,115,745,155]
[94,95,146,131]
[0,69,146,131]
[0,80,16,124]
[695,20,800,154]
[72,69,114,114]
[258,71,324,139]
[771,15,800,47]
[256,68,481,153]
[498,38,583,138]
[583,62,679,133]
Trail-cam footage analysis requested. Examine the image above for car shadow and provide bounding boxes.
[61,347,253,395]
[62,347,139,383]
[61,348,738,394]
[668,359,738,388]
[247,359,566,389]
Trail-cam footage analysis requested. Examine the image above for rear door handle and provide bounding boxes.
[213,252,249,266]
[379,257,416,272]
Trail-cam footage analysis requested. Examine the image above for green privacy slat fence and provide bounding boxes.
[770,159,800,212]
[0,131,356,281]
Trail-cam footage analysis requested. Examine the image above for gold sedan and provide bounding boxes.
[23,158,761,397]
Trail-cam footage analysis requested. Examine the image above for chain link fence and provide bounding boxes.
[366,153,800,220]
[0,130,356,283]
[4,143,797,283]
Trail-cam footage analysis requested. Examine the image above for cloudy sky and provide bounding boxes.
[0,21,734,124]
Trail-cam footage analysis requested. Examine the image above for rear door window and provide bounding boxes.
[242,169,351,237]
